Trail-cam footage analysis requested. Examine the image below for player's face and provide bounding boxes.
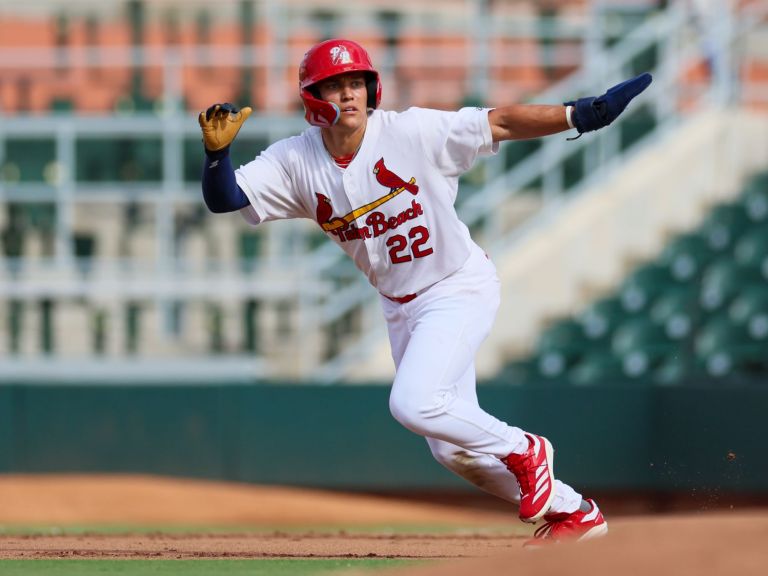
[316,72,368,132]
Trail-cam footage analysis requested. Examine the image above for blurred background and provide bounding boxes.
[1,0,767,505]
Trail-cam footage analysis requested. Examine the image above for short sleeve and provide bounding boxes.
[234,138,308,224]
[415,107,499,177]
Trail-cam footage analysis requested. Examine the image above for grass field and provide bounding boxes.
[0,559,419,576]
[0,522,488,575]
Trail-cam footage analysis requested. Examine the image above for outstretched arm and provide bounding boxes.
[489,73,653,143]
[489,105,571,142]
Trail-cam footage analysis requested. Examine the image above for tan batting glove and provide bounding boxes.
[198,103,253,152]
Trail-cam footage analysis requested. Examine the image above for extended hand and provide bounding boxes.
[198,103,253,152]
[566,73,652,134]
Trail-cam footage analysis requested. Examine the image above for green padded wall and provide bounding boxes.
[0,382,765,493]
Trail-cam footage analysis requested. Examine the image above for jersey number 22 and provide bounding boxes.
[386,226,433,264]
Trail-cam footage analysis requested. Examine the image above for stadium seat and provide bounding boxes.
[700,257,765,311]
[729,286,768,327]
[568,352,626,386]
[699,203,752,253]
[741,171,768,222]
[658,232,715,282]
[652,353,691,385]
[649,286,700,341]
[619,263,677,313]
[533,319,590,379]
[578,295,628,342]
[4,139,56,182]
[694,314,766,377]
[611,317,675,378]
[733,226,768,271]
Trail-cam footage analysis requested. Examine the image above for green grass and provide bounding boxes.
[0,522,512,575]
[0,559,420,576]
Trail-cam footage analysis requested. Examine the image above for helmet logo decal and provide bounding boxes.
[330,45,353,65]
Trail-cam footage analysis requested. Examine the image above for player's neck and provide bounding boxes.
[320,123,366,160]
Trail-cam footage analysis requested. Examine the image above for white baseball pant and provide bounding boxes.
[382,243,582,515]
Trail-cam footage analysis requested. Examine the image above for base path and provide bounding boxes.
[1,474,766,575]
[0,533,520,560]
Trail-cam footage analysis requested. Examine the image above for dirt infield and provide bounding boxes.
[1,474,767,575]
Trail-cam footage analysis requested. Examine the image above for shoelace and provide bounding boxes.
[531,520,558,540]
[505,453,534,493]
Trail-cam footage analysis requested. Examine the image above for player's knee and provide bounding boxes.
[388,390,423,433]
[389,388,453,437]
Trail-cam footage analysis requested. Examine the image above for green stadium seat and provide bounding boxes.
[619,263,677,313]
[727,287,768,343]
[699,203,751,253]
[652,353,694,386]
[495,358,538,386]
[741,175,768,223]
[568,352,626,386]
[533,319,590,379]
[611,317,676,378]
[658,232,715,282]
[694,314,767,377]
[733,226,768,271]
[700,257,765,311]
[4,139,56,182]
[577,295,628,342]
[649,286,700,340]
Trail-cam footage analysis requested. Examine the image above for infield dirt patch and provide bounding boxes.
[1,474,767,575]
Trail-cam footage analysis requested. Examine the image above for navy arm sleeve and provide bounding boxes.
[201,146,250,213]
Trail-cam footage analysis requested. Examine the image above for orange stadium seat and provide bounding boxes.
[678,58,711,112]
[96,20,131,47]
[743,59,768,111]
[0,81,16,113]
[393,32,470,109]
[184,78,241,114]
[491,37,547,97]
[0,18,54,47]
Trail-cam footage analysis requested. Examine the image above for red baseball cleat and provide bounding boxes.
[524,499,608,548]
[503,433,555,523]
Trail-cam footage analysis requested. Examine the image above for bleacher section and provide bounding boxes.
[504,170,768,386]
[0,0,593,115]
[1,1,768,382]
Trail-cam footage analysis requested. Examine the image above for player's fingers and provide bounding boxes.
[198,110,208,127]
[238,106,253,123]
[219,102,238,114]
[205,103,221,122]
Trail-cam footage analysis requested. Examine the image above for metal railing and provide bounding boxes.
[0,1,766,382]
[311,0,768,381]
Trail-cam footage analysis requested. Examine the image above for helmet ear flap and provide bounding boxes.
[365,73,381,110]
[301,89,341,128]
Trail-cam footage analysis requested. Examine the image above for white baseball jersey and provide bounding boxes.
[233,105,586,517]
[235,106,498,298]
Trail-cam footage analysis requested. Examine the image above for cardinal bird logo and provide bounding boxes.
[315,158,418,233]
[373,158,419,195]
[315,193,348,232]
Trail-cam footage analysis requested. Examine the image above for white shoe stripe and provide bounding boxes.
[535,466,547,480]
[535,471,549,492]
[529,435,541,457]
[582,503,600,523]
[531,480,550,505]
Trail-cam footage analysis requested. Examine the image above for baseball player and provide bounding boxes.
[199,39,651,545]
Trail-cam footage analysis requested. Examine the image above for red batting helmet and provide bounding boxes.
[299,39,382,128]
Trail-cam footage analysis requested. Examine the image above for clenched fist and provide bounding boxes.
[198,103,253,152]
